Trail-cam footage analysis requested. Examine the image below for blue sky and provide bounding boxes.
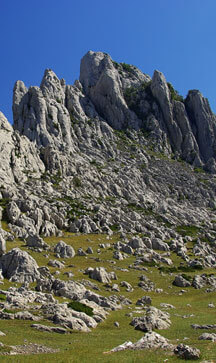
[1,0,216,123]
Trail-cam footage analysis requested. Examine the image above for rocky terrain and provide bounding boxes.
[0,51,216,361]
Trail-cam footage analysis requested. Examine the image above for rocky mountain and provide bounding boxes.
[0,51,216,359]
[0,50,216,238]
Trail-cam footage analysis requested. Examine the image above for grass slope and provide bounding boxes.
[0,232,215,362]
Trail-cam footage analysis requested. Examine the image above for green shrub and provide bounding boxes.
[181,273,193,281]
[167,82,184,102]
[0,293,6,301]
[3,308,14,314]
[112,61,119,69]
[110,224,119,232]
[179,265,203,272]
[68,301,94,316]
[175,225,201,237]
[73,176,82,188]
[120,62,134,73]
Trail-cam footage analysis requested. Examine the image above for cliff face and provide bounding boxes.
[0,50,216,240]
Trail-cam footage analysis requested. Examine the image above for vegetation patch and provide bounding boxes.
[175,225,201,237]
[167,82,184,102]
[120,62,134,73]
[73,176,82,188]
[0,293,6,301]
[68,301,94,317]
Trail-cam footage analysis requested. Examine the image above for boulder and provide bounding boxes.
[31,324,68,334]
[130,306,171,332]
[86,267,117,284]
[136,296,152,306]
[174,343,200,360]
[54,241,75,258]
[120,281,133,292]
[198,332,216,341]
[173,275,191,287]
[48,260,64,269]
[113,251,124,260]
[107,332,174,353]
[26,234,49,249]
[151,238,169,251]
[0,248,40,282]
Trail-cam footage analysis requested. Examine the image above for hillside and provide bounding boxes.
[0,51,215,361]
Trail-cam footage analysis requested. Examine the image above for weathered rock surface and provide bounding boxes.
[54,241,75,258]
[0,248,40,282]
[106,331,175,353]
[198,332,216,341]
[31,324,68,334]
[26,234,49,249]
[130,306,171,332]
[173,275,191,287]
[85,267,117,284]
[174,343,200,360]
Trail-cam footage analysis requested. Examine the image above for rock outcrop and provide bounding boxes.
[0,248,40,282]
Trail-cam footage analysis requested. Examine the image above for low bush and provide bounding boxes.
[68,301,94,316]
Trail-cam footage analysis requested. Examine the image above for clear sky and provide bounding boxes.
[1,0,216,123]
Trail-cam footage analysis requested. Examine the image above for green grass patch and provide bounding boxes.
[175,225,201,237]
[68,301,94,317]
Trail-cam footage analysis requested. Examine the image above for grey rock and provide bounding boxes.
[26,234,49,249]
[31,323,68,334]
[173,275,191,287]
[86,247,93,254]
[77,247,87,256]
[130,306,171,332]
[52,312,91,332]
[198,332,216,341]
[54,241,75,258]
[0,235,6,256]
[0,248,40,283]
[86,267,117,284]
[120,281,133,292]
[191,324,216,330]
[174,343,200,360]
[108,332,174,353]
[136,296,152,306]
[48,259,64,269]
[151,238,169,251]
[113,251,124,260]
[14,311,40,321]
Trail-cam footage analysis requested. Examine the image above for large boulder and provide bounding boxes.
[107,332,174,353]
[130,306,171,332]
[0,248,40,282]
[174,344,200,360]
[54,241,75,258]
[26,234,49,249]
[85,267,117,284]
[173,275,191,287]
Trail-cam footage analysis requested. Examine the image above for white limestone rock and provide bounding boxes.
[0,248,40,283]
